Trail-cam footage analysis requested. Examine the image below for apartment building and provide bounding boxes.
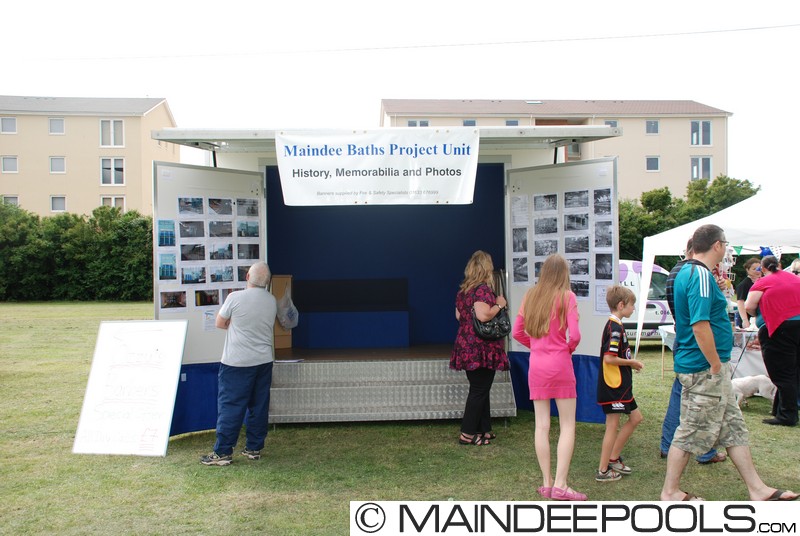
[380,99,731,200]
[0,96,179,216]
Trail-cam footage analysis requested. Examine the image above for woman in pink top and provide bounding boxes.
[745,255,800,426]
[513,254,585,501]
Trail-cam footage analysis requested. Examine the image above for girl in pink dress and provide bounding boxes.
[512,254,586,501]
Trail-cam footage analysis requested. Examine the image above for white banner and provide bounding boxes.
[276,129,479,206]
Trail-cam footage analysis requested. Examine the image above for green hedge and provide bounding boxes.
[0,204,153,301]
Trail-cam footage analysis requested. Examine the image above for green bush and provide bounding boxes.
[0,204,153,301]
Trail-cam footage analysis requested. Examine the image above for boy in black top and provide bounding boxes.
[597,285,644,481]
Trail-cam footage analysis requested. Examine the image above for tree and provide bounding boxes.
[619,175,759,264]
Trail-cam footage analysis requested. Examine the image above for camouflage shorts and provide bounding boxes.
[672,362,749,455]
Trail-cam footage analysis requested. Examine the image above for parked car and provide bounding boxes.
[619,259,672,340]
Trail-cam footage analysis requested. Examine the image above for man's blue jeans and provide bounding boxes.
[661,377,718,462]
[213,361,274,456]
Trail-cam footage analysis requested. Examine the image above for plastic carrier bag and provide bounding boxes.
[277,288,299,329]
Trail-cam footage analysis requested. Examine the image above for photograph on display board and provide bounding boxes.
[513,256,529,283]
[512,228,528,253]
[534,193,558,212]
[158,253,177,281]
[179,221,204,238]
[180,244,205,262]
[564,190,589,209]
[160,291,187,310]
[571,280,590,298]
[157,220,176,247]
[195,289,220,307]
[181,267,206,285]
[178,197,204,216]
[564,213,589,232]
[568,258,589,276]
[534,239,558,257]
[210,266,235,283]
[237,221,260,238]
[534,261,543,278]
[236,198,259,217]
[595,254,613,280]
[209,243,233,260]
[534,216,558,235]
[208,198,233,216]
[222,288,244,301]
[209,221,233,238]
[237,244,260,260]
[595,221,613,248]
[237,265,252,282]
[594,188,612,216]
[565,235,590,254]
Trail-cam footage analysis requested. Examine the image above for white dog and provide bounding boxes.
[731,375,777,407]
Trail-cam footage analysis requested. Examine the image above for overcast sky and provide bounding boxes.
[4,0,799,193]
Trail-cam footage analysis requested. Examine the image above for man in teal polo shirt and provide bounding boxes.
[660,224,797,502]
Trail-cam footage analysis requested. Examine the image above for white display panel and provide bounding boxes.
[506,158,618,357]
[153,162,266,364]
[73,320,187,456]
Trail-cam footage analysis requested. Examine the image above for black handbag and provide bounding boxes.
[471,273,511,340]
[472,305,511,340]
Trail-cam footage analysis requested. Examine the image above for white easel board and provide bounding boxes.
[73,320,188,456]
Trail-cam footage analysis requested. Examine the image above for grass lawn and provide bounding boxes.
[1,302,798,535]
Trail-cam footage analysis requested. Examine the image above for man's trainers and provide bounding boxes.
[595,468,622,482]
[241,448,261,460]
[608,458,632,475]
[200,452,232,466]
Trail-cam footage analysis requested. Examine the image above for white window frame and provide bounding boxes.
[646,156,660,172]
[100,195,126,211]
[1,117,17,134]
[50,196,67,212]
[50,156,66,174]
[100,119,124,147]
[1,155,18,173]
[604,120,618,128]
[646,120,659,135]
[506,119,519,126]
[690,120,712,146]
[2,196,19,206]
[691,156,712,181]
[463,119,477,127]
[49,118,65,135]
[100,157,125,185]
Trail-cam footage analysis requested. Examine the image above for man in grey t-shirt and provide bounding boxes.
[201,261,278,466]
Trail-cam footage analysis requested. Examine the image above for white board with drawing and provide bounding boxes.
[73,320,188,456]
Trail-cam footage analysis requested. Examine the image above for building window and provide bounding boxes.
[567,143,581,160]
[1,156,18,173]
[50,157,66,174]
[1,117,17,133]
[49,118,65,135]
[463,119,477,127]
[51,196,66,212]
[506,119,519,126]
[407,119,429,127]
[100,119,124,146]
[407,120,417,127]
[604,120,618,127]
[646,156,660,171]
[2,196,19,206]
[691,157,712,180]
[101,158,125,185]
[691,120,712,146]
[101,196,125,210]
[646,120,659,134]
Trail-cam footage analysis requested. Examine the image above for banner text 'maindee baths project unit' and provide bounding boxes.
[275,129,479,206]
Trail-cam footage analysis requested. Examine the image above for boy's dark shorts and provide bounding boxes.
[601,398,638,414]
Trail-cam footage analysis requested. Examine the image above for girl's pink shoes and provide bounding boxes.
[550,486,587,501]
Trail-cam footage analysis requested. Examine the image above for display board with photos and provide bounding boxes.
[153,162,266,364]
[506,159,618,357]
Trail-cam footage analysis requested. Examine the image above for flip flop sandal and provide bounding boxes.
[766,489,799,501]
[458,433,489,446]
